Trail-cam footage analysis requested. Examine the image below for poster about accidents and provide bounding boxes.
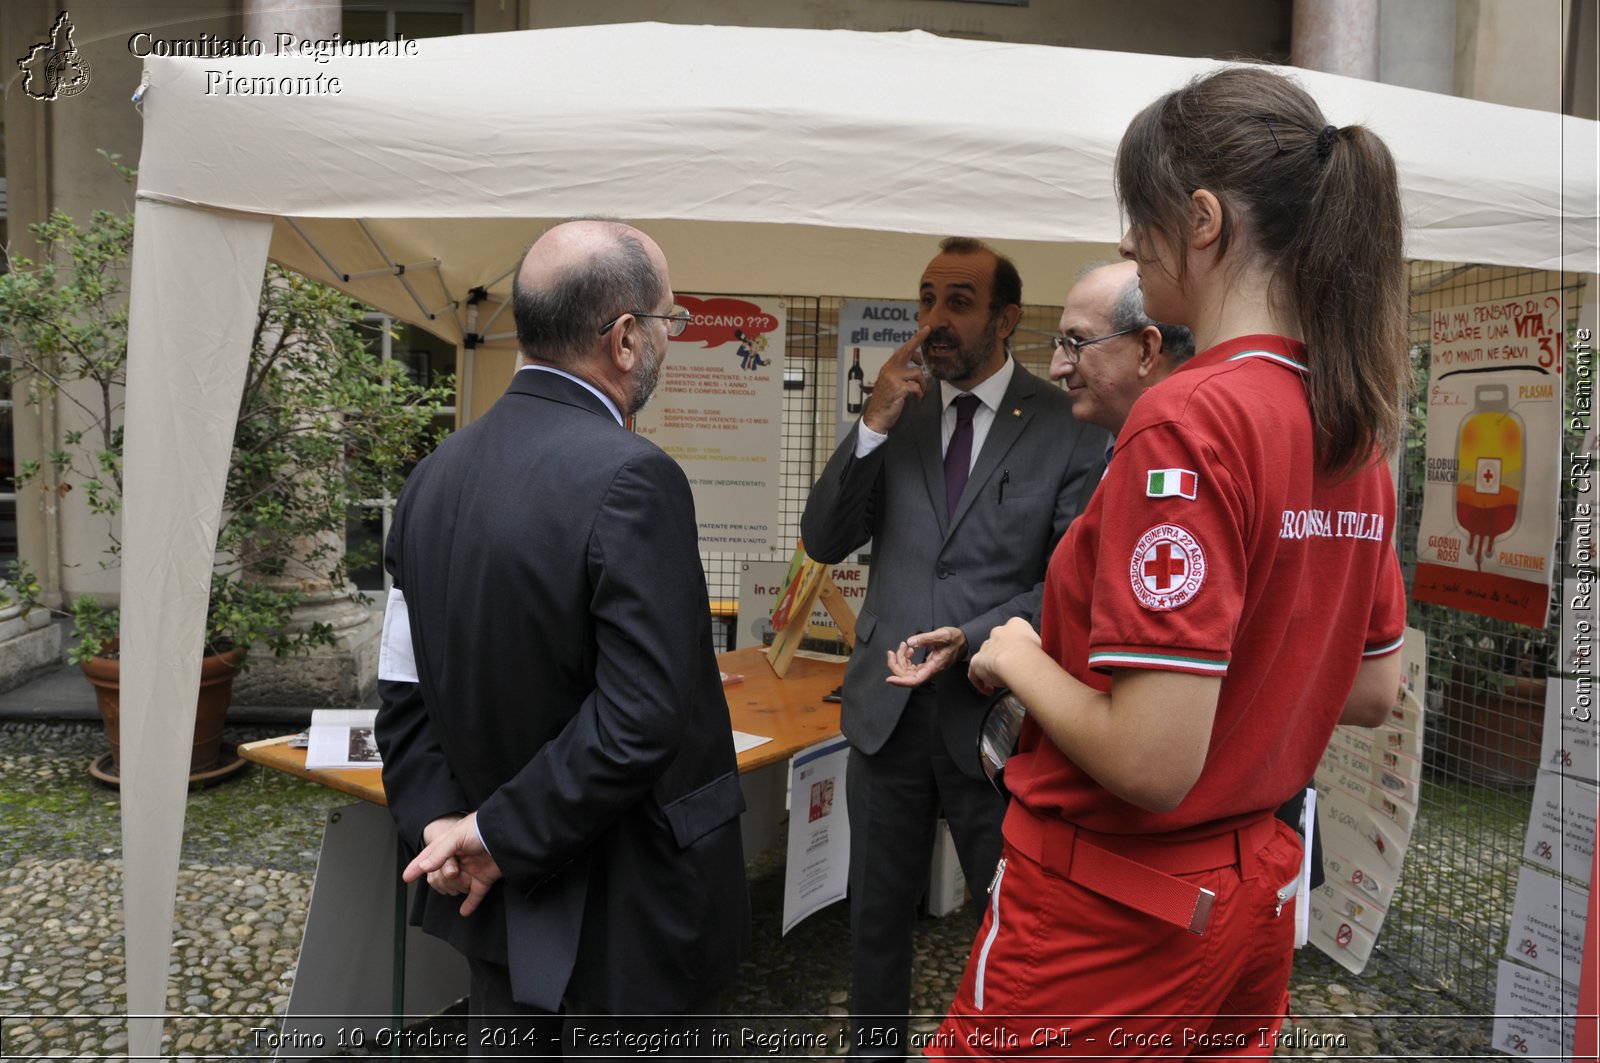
[1413,295,1563,626]
[635,295,784,552]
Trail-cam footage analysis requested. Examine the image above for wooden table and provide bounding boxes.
[240,645,844,789]
[237,647,844,1060]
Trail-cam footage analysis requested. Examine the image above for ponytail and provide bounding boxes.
[1289,124,1408,476]
[1115,67,1410,476]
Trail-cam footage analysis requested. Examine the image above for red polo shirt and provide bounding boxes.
[1006,334,1406,836]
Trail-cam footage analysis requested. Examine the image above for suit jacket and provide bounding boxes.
[375,368,749,1014]
[800,361,1106,776]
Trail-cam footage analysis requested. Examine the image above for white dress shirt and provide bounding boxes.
[853,355,1016,466]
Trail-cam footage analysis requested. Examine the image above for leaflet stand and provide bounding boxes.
[765,548,855,677]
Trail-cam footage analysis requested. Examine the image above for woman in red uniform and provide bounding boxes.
[916,66,1411,1057]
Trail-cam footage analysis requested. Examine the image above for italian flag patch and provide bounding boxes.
[1146,468,1198,500]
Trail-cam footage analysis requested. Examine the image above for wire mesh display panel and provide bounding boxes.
[698,296,837,651]
[1379,263,1589,1009]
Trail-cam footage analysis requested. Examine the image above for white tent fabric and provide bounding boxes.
[122,22,1597,1055]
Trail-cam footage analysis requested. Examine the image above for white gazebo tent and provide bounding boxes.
[121,22,1596,1054]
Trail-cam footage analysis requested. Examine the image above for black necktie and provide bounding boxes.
[945,393,981,518]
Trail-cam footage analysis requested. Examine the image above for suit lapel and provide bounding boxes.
[915,387,951,537]
[947,364,1037,534]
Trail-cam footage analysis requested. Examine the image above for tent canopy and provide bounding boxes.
[137,22,1597,344]
[120,22,1597,1055]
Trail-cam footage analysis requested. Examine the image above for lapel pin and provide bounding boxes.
[1012,408,1021,417]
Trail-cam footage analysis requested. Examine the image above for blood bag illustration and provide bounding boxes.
[1454,383,1523,569]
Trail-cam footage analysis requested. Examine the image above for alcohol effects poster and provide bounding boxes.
[635,295,784,552]
[834,299,921,446]
[1413,294,1564,626]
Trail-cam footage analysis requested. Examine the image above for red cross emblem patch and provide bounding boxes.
[1475,457,1502,496]
[1129,523,1206,611]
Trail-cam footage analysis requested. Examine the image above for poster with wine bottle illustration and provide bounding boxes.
[1414,294,1564,626]
[634,295,785,552]
[834,299,922,445]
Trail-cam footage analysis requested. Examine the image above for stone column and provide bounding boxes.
[231,1,375,708]
[243,0,340,44]
[0,588,61,693]
[230,534,384,709]
[1378,0,1455,94]
[1292,0,1380,79]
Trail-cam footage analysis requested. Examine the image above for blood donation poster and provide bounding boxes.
[835,298,921,445]
[635,295,785,552]
[1413,295,1564,626]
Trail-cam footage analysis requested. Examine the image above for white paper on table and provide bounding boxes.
[782,736,851,934]
[732,730,772,755]
[305,708,382,770]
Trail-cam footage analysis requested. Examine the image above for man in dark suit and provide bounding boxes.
[801,238,1107,1058]
[375,219,749,1058]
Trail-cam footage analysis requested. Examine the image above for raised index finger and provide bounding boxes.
[896,326,931,367]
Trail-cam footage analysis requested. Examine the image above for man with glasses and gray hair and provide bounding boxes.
[376,218,748,1058]
[1049,259,1195,438]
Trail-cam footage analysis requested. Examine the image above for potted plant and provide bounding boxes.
[1424,604,1553,786]
[0,155,450,779]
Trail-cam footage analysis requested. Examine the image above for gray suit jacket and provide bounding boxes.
[801,362,1106,776]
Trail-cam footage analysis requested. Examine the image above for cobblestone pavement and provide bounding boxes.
[0,720,1494,1060]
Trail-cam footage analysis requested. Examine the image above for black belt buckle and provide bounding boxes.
[978,689,1027,798]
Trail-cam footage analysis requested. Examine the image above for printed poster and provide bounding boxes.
[1504,865,1588,986]
[1310,627,1426,973]
[782,737,851,933]
[1414,295,1563,626]
[1522,772,1598,880]
[1491,960,1579,1059]
[635,295,784,551]
[835,299,921,445]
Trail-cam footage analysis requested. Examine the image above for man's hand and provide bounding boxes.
[405,811,503,916]
[418,814,472,897]
[862,326,931,435]
[967,616,1042,696]
[885,625,967,688]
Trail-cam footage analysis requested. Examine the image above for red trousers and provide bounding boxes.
[928,807,1304,1059]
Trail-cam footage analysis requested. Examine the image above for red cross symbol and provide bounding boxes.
[1482,465,1497,486]
[1143,541,1187,590]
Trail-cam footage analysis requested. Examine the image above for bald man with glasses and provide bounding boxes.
[377,220,748,1059]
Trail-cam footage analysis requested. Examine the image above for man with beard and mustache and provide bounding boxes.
[802,237,1107,1058]
[376,219,749,1058]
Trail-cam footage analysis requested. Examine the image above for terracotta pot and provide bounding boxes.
[81,641,246,774]
[1440,672,1546,787]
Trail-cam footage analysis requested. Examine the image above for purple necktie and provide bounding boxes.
[945,393,981,518]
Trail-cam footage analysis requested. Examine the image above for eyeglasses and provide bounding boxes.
[1050,326,1140,364]
[598,306,691,338]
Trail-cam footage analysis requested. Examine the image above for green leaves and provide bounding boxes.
[0,160,451,663]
